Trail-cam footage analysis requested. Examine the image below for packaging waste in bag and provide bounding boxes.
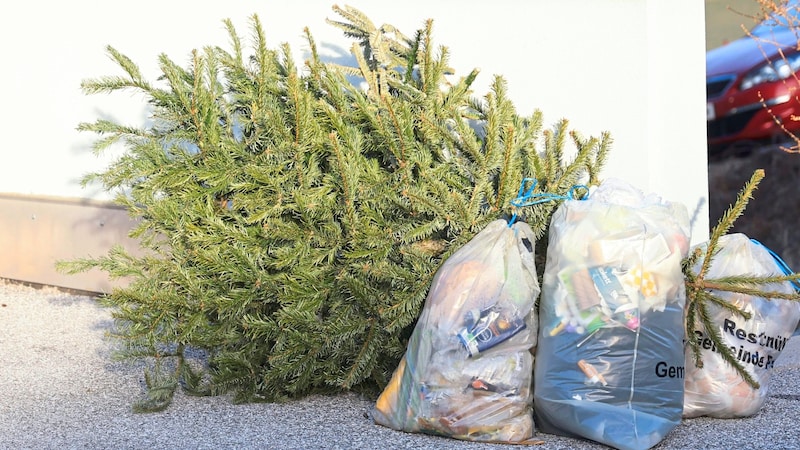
[683,234,800,418]
[533,178,690,450]
[372,218,540,443]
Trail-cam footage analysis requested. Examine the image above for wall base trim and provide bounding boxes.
[0,193,141,294]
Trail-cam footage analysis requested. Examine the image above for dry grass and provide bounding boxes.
[708,146,800,269]
[706,0,763,50]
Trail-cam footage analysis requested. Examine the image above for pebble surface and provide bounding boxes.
[1,280,798,450]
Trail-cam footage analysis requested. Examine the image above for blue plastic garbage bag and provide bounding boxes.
[533,178,691,450]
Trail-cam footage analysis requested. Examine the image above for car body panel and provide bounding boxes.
[706,31,796,77]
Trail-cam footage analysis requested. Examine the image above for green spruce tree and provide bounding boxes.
[58,5,610,411]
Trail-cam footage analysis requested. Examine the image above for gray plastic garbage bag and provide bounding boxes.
[533,178,690,450]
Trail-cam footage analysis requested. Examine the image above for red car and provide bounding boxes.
[707,8,800,154]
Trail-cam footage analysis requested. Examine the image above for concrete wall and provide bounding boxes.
[0,0,709,292]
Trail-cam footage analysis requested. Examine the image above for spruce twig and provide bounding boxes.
[683,169,800,388]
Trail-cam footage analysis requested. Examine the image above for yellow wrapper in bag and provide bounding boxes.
[372,219,540,444]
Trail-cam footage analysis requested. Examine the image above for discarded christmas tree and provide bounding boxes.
[58,5,609,411]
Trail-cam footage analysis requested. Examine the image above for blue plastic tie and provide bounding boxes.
[750,238,800,292]
[507,178,588,226]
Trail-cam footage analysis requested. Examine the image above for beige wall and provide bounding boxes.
[0,194,139,293]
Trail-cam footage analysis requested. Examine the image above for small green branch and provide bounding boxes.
[683,168,800,390]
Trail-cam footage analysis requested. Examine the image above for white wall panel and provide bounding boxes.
[0,0,709,289]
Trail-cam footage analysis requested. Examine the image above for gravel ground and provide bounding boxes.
[1,280,799,450]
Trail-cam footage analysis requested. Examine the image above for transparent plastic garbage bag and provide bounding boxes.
[373,219,540,443]
[683,234,800,418]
